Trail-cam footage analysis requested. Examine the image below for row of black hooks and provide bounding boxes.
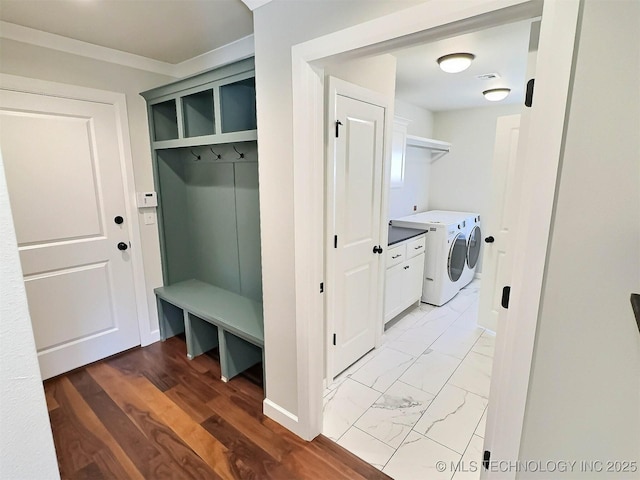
[190,145,246,161]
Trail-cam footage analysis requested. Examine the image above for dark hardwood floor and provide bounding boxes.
[44,337,391,480]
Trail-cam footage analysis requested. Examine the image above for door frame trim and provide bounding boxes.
[283,0,581,474]
[325,76,390,382]
[0,73,152,346]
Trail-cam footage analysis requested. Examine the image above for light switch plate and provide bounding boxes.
[143,211,156,225]
[136,191,158,208]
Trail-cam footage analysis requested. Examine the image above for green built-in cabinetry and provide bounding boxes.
[147,58,257,148]
[141,58,263,383]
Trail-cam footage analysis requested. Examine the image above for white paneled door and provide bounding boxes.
[478,114,521,332]
[0,88,140,379]
[329,89,385,377]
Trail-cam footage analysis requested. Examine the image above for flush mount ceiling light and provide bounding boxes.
[437,53,475,73]
[483,88,511,101]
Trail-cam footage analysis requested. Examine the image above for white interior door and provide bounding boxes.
[478,114,521,332]
[0,89,140,380]
[329,90,385,378]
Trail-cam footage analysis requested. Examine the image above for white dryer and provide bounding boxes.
[462,213,482,285]
[392,211,470,306]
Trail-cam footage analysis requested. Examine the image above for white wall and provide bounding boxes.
[519,0,640,475]
[395,99,434,138]
[0,152,59,478]
[388,99,434,220]
[325,54,397,98]
[0,38,176,342]
[430,103,522,272]
[253,0,424,418]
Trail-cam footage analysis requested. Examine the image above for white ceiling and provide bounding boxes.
[393,19,533,112]
[0,1,531,111]
[0,0,253,64]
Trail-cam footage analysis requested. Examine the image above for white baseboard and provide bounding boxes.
[263,398,307,439]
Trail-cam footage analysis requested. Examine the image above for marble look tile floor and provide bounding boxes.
[323,280,495,480]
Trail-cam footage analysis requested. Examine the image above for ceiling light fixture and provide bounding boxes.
[483,88,511,101]
[437,53,475,73]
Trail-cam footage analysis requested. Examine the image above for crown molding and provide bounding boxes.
[241,0,273,11]
[174,34,255,78]
[0,21,256,79]
[0,21,176,76]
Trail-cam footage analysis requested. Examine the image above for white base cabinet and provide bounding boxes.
[384,234,426,324]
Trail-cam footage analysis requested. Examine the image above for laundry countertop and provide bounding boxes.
[388,225,428,246]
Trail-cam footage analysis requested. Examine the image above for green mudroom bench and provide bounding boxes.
[155,279,264,382]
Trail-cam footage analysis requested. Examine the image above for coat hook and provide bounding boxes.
[190,149,201,161]
[209,148,222,160]
[233,145,245,159]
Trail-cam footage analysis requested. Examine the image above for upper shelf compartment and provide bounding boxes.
[220,76,257,134]
[142,58,257,149]
[151,99,179,141]
[182,89,215,138]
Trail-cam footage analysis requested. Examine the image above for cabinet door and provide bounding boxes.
[404,253,425,306]
[390,118,409,188]
[384,263,405,323]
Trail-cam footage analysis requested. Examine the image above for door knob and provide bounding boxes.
[114,216,124,225]
[373,245,383,254]
[485,236,495,243]
[117,242,129,251]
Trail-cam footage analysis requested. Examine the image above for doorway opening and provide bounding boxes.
[321,18,536,475]
[285,0,581,475]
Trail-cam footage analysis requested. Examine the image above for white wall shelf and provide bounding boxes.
[405,134,451,162]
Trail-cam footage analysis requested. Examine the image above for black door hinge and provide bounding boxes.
[334,235,338,249]
[335,120,343,138]
[320,282,324,293]
[501,286,511,309]
[525,78,535,107]
[333,334,336,346]
[483,450,491,470]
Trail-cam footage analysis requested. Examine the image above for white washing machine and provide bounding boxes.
[419,210,482,287]
[392,211,470,306]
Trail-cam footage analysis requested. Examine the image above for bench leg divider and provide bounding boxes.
[157,297,185,341]
[185,312,219,359]
[220,331,262,381]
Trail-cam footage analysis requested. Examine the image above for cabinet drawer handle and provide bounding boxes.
[392,254,402,259]
[414,245,423,250]
[404,265,410,270]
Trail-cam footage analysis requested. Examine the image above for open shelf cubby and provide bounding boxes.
[182,89,215,138]
[220,77,257,134]
[151,99,179,141]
